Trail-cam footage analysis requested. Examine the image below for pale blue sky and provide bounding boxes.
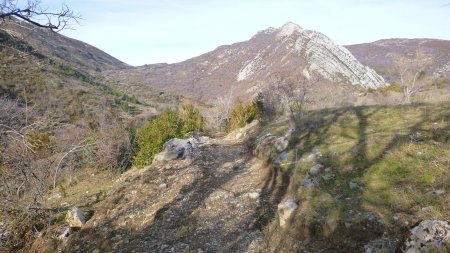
[42,0,450,66]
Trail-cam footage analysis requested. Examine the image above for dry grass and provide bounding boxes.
[270,102,449,227]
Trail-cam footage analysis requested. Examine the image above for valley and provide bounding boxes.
[0,16,449,253]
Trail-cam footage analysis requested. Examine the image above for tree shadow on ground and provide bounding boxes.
[264,102,450,252]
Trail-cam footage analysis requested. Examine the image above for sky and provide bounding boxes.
[40,0,450,66]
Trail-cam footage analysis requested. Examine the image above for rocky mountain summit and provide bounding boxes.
[105,22,387,102]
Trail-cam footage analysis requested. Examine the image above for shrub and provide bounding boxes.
[132,110,183,168]
[181,103,205,134]
[229,98,263,131]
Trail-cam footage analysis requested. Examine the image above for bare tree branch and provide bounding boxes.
[0,0,80,32]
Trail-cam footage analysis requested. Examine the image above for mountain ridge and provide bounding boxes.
[105,22,388,102]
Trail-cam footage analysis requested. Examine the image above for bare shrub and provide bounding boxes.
[391,48,434,103]
[204,90,234,132]
[260,74,315,122]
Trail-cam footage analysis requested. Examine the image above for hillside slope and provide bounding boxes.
[1,20,129,73]
[105,22,387,102]
[346,38,450,81]
[28,102,450,253]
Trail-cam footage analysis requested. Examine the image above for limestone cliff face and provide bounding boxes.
[237,22,387,89]
[106,22,388,102]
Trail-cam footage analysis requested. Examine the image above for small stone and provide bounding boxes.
[47,193,62,201]
[274,151,289,167]
[430,189,445,195]
[274,137,289,152]
[57,226,70,239]
[322,173,335,181]
[247,192,260,200]
[306,153,318,163]
[299,178,319,187]
[277,198,298,229]
[348,181,358,189]
[309,164,323,175]
[159,183,168,189]
[197,249,204,253]
[324,167,332,173]
[66,207,86,228]
[161,244,169,250]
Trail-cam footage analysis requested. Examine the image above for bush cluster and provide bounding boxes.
[229,99,263,131]
[133,105,204,168]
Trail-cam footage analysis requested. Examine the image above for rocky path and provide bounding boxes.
[64,137,280,253]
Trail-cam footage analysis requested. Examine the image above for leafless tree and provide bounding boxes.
[0,0,80,32]
[392,48,433,103]
[260,73,316,122]
[205,88,234,131]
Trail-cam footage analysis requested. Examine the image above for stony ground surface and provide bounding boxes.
[61,136,278,253]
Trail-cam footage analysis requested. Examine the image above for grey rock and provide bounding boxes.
[274,151,289,167]
[274,137,289,152]
[154,138,197,162]
[159,183,168,189]
[429,189,445,196]
[322,173,335,181]
[277,198,298,228]
[299,177,319,187]
[348,181,359,189]
[403,220,450,253]
[66,207,86,228]
[57,226,70,239]
[309,164,324,175]
[306,147,322,163]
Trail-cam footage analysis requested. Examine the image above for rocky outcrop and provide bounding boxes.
[154,138,197,162]
[273,22,387,89]
[403,220,450,253]
[66,207,86,228]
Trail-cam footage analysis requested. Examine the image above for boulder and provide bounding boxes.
[403,220,450,253]
[154,138,197,162]
[66,207,86,228]
[277,198,298,228]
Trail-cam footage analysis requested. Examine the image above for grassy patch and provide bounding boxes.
[268,102,450,227]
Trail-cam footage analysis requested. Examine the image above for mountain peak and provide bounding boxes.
[278,22,303,37]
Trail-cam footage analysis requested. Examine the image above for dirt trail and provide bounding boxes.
[63,137,285,253]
